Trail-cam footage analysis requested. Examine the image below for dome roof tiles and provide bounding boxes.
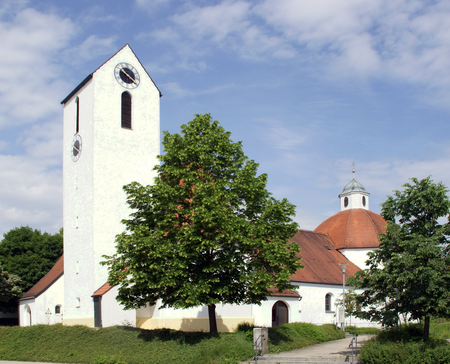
[314,209,386,249]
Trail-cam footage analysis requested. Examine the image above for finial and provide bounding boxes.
[352,161,355,179]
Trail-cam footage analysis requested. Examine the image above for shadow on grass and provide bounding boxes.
[267,327,294,346]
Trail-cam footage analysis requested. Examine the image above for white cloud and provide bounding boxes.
[0,154,62,237]
[0,7,75,129]
[135,0,171,11]
[146,0,450,102]
[259,119,307,150]
[161,81,234,98]
[81,5,119,24]
[62,35,117,66]
[172,0,251,42]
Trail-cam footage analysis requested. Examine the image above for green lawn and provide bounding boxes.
[359,322,450,364]
[0,323,345,364]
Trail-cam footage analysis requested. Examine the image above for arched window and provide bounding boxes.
[76,297,81,308]
[344,197,349,208]
[121,92,132,129]
[55,305,61,314]
[325,293,333,312]
[362,196,366,206]
[272,301,289,327]
[75,96,80,133]
[24,305,32,326]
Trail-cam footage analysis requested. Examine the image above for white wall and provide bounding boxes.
[19,275,65,326]
[255,297,300,327]
[295,282,377,327]
[63,45,160,325]
[101,286,136,327]
[340,192,369,211]
[340,248,375,270]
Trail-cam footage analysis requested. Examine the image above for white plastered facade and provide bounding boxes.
[62,45,160,327]
[19,274,64,326]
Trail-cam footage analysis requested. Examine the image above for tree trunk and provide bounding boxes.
[423,316,430,340]
[208,304,218,334]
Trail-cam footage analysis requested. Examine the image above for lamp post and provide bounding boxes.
[339,263,348,331]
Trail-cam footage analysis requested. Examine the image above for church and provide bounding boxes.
[18,45,385,331]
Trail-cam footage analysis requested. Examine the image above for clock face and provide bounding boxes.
[71,134,82,162]
[114,62,140,89]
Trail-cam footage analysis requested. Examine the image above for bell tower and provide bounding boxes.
[61,45,161,326]
[338,165,369,211]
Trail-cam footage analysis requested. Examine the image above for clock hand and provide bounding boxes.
[121,69,137,84]
[73,145,80,153]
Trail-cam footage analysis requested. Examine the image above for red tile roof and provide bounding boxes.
[92,282,113,297]
[314,209,386,250]
[289,230,361,284]
[267,287,300,297]
[20,255,64,300]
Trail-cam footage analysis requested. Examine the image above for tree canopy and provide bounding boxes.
[349,177,450,339]
[0,264,21,313]
[102,113,302,333]
[0,226,63,295]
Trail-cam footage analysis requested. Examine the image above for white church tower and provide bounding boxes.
[61,45,161,326]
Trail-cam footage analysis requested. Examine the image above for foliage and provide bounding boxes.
[0,264,21,313]
[0,226,63,311]
[360,324,450,364]
[334,289,361,324]
[0,323,344,364]
[102,114,302,333]
[348,177,450,340]
[430,319,450,340]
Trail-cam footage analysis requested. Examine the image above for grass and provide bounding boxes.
[0,323,345,364]
[359,322,450,364]
[345,326,379,335]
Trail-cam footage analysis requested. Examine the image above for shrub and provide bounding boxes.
[345,326,379,335]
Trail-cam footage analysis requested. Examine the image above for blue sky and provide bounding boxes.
[1,0,450,237]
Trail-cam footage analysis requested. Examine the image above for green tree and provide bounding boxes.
[0,264,21,313]
[102,114,302,333]
[349,177,450,340]
[335,289,361,326]
[0,226,63,295]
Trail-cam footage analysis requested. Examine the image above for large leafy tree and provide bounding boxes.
[103,114,302,333]
[349,177,450,340]
[0,264,21,313]
[0,226,63,296]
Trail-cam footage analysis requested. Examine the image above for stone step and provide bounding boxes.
[249,356,360,364]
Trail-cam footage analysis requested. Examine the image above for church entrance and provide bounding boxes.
[271,301,288,327]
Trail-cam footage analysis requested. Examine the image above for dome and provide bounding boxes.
[339,178,367,196]
[314,209,386,249]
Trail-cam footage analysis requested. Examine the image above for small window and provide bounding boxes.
[76,297,81,308]
[362,196,366,206]
[325,293,333,312]
[121,92,132,129]
[55,305,61,314]
[75,97,80,134]
[344,197,349,208]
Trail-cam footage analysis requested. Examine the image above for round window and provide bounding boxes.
[344,197,348,208]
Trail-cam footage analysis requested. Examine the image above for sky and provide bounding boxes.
[1,0,450,238]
